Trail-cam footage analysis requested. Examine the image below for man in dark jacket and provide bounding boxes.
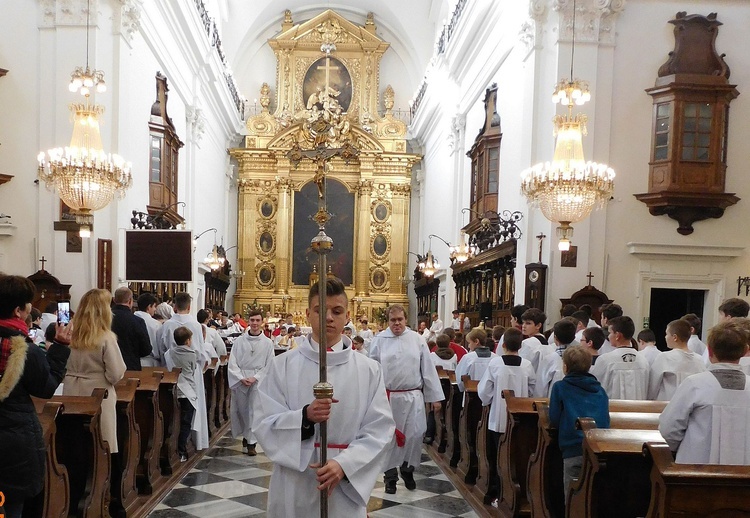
[111,287,152,371]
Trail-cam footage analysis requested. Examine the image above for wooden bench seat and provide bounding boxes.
[457,377,482,485]
[568,428,665,518]
[28,400,69,518]
[528,399,666,518]
[125,370,165,495]
[142,366,182,475]
[644,442,750,517]
[443,370,462,468]
[40,388,111,518]
[111,378,140,517]
[433,366,452,454]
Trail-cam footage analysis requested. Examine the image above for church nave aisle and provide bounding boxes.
[149,431,479,517]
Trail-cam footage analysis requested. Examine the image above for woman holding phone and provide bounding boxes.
[63,289,127,453]
[0,275,71,518]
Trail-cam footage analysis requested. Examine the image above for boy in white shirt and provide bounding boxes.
[637,328,660,365]
[478,328,535,506]
[659,319,750,464]
[536,319,577,397]
[648,319,705,401]
[590,316,650,399]
[681,313,707,357]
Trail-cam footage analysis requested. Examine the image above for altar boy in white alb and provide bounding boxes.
[659,319,750,464]
[253,278,395,517]
[228,309,274,456]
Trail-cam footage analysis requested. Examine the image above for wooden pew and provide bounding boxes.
[46,389,111,518]
[110,378,140,518]
[435,366,452,454]
[474,404,492,501]
[567,428,665,518]
[644,442,750,517]
[443,370,462,467]
[220,362,231,423]
[528,400,667,518]
[125,370,165,495]
[142,366,181,475]
[457,377,482,484]
[28,400,69,518]
[498,390,541,517]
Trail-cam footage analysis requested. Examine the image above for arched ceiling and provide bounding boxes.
[210,1,450,106]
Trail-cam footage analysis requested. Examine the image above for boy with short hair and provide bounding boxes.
[598,303,623,355]
[681,313,707,357]
[351,335,367,355]
[549,345,609,501]
[648,319,705,401]
[478,328,536,505]
[536,319,577,397]
[636,328,660,365]
[591,316,650,399]
[170,326,198,462]
[580,327,606,365]
[519,308,554,371]
[659,320,750,464]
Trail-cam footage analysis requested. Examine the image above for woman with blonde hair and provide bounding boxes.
[63,289,126,453]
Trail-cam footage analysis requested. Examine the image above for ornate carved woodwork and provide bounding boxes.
[467,84,502,217]
[560,284,613,326]
[97,239,112,291]
[414,276,439,320]
[452,239,516,329]
[636,12,740,235]
[230,10,420,317]
[524,263,547,311]
[148,72,185,226]
[28,269,72,311]
[204,260,231,311]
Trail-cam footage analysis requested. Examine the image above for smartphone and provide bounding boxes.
[57,301,71,325]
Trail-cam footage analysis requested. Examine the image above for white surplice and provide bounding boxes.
[369,328,444,469]
[135,310,162,367]
[253,336,395,517]
[455,350,496,392]
[227,331,274,443]
[478,355,536,433]
[535,351,565,398]
[659,363,750,464]
[637,344,661,365]
[647,348,706,401]
[429,352,457,371]
[519,336,555,373]
[157,313,214,450]
[590,346,650,400]
[687,334,707,357]
[741,356,750,375]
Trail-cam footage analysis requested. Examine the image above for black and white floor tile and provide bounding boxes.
[149,432,479,517]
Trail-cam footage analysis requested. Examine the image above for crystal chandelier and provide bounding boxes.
[520,0,614,251]
[419,250,440,278]
[37,0,131,238]
[449,232,477,264]
[204,244,223,271]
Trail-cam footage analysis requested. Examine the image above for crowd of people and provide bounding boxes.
[2,271,750,517]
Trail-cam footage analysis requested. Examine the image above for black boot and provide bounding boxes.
[384,468,398,494]
[247,443,257,456]
[400,463,416,490]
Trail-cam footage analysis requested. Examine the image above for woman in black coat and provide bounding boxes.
[0,275,70,518]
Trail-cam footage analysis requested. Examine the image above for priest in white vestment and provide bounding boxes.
[659,320,750,464]
[369,304,444,494]
[253,278,395,517]
[228,310,274,456]
[157,292,215,451]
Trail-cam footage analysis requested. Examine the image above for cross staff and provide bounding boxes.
[286,44,359,518]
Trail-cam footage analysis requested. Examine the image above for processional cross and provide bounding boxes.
[286,41,359,518]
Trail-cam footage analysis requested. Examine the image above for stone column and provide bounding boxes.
[275,175,292,294]
[354,179,373,296]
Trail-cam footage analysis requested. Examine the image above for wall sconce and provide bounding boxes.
[737,276,750,296]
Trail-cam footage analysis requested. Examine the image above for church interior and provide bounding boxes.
[2,0,750,517]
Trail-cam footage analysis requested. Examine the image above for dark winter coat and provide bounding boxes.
[111,305,152,371]
[0,326,69,501]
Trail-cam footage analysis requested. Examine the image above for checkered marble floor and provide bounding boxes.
[149,431,479,517]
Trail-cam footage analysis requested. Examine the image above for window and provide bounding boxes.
[487,146,499,193]
[653,103,670,161]
[681,103,712,161]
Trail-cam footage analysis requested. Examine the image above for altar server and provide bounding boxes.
[648,319,705,401]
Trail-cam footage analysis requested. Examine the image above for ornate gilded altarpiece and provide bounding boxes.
[230,10,420,321]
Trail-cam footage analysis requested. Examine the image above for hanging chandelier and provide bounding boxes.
[204,244,223,271]
[449,232,477,263]
[419,250,440,278]
[37,0,131,238]
[520,0,614,251]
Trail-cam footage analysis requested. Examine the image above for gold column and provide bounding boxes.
[275,174,292,294]
[236,176,257,306]
[390,183,411,295]
[355,178,372,296]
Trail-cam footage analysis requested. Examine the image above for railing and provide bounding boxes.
[410,79,428,120]
[193,0,245,117]
[436,0,469,55]
[468,210,523,254]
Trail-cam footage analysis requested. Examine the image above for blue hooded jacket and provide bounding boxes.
[549,371,610,458]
